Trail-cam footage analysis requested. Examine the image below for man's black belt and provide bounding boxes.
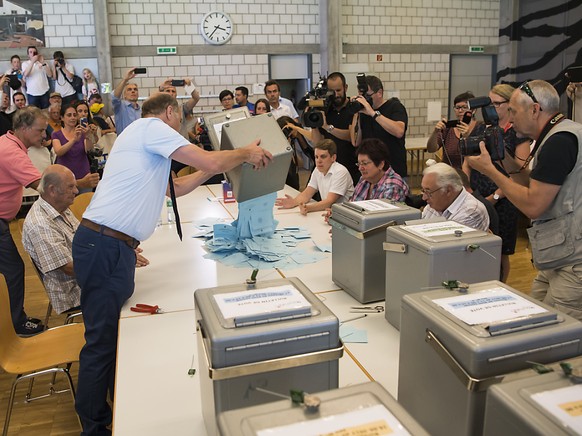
[80,218,140,249]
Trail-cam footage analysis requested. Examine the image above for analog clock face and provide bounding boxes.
[200,11,233,45]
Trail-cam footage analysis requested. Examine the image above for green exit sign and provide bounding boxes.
[157,46,177,55]
[469,46,484,53]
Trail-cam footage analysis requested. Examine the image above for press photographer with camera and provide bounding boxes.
[466,80,582,320]
[306,72,360,185]
[349,75,408,179]
[462,85,531,283]
[51,51,77,106]
[427,91,478,169]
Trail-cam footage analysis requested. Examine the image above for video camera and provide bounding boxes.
[346,73,373,115]
[459,96,505,161]
[297,75,333,128]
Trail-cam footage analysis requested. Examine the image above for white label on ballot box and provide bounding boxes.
[214,285,311,321]
[257,404,411,436]
[432,287,547,326]
[531,384,582,433]
[351,199,400,211]
[403,221,477,240]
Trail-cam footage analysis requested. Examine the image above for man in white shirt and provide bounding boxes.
[21,46,52,108]
[420,162,489,231]
[51,51,77,105]
[276,139,354,214]
[265,79,299,121]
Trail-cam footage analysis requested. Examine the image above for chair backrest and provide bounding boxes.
[69,192,94,221]
[0,274,19,368]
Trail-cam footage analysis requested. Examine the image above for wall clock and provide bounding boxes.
[200,11,234,45]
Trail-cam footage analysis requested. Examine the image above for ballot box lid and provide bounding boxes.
[218,381,429,436]
[204,107,251,151]
[195,277,339,368]
[330,200,421,232]
[401,281,582,378]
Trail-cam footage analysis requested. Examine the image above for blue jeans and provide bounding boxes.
[72,225,136,435]
[26,91,50,109]
[0,219,27,327]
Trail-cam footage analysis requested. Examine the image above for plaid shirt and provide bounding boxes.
[350,166,409,202]
[22,197,81,314]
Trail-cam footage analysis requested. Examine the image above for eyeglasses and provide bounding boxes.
[491,100,508,108]
[420,187,443,198]
[518,81,543,111]
[453,105,469,111]
[356,160,373,167]
[221,96,233,102]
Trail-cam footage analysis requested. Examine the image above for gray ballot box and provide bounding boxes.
[329,199,420,303]
[484,367,582,436]
[384,219,501,329]
[221,113,292,202]
[218,381,429,436]
[398,280,582,436]
[195,277,343,436]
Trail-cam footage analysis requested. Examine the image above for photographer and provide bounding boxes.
[309,72,359,185]
[463,85,531,282]
[567,79,581,123]
[51,51,77,105]
[466,80,582,320]
[22,46,53,109]
[349,75,408,179]
[427,91,478,169]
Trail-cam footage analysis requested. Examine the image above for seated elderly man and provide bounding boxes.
[22,165,148,314]
[420,162,489,231]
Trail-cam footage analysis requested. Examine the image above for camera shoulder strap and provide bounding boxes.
[517,113,565,171]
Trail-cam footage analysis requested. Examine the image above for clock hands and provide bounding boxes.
[207,25,227,40]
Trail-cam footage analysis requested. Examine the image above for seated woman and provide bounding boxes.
[351,138,409,202]
[254,98,271,115]
[426,91,478,169]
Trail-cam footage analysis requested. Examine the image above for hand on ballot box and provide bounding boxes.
[243,139,273,170]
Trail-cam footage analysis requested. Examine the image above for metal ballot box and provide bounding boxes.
[484,365,582,436]
[384,220,501,329]
[221,113,292,202]
[195,277,343,436]
[218,381,429,436]
[398,281,582,436]
[329,199,420,303]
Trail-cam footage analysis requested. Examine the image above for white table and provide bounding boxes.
[114,185,400,435]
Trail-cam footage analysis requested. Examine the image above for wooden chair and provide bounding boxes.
[176,166,197,177]
[0,274,85,436]
[69,192,94,222]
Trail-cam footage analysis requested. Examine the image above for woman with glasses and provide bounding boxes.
[463,84,531,282]
[351,138,408,201]
[427,91,478,169]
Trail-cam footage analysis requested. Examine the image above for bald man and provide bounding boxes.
[22,165,148,316]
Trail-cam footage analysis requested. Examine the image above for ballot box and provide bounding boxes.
[484,366,582,436]
[195,277,343,436]
[384,220,501,329]
[218,381,429,436]
[329,199,420,303]
[221,113,292,202]
[398,280,582,436]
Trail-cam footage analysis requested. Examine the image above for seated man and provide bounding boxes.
[276,139,354,215]
[22,165,148,314]
[420,162,489,231]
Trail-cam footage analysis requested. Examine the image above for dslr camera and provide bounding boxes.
[459,96,505,161]
[298,75,332,128]
[56,57,65,66]
[87,146,104,174]
[346,73,373,115]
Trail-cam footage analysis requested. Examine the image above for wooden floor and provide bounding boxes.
[0,210,538,435]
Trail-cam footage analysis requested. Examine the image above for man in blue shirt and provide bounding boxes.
[72,92,272,435]
[234,86,255,113]
[111,68,141,134]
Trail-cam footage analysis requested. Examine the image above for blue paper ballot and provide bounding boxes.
[312,240,332,252]
[339,324,368,343]
[213,223,238,242]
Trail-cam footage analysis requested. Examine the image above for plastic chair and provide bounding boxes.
[0,274,85,436]
[69,192,94,222]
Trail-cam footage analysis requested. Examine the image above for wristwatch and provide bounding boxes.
[326,124,335,132]
[493,193,500,201]
[373,111,381,120]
